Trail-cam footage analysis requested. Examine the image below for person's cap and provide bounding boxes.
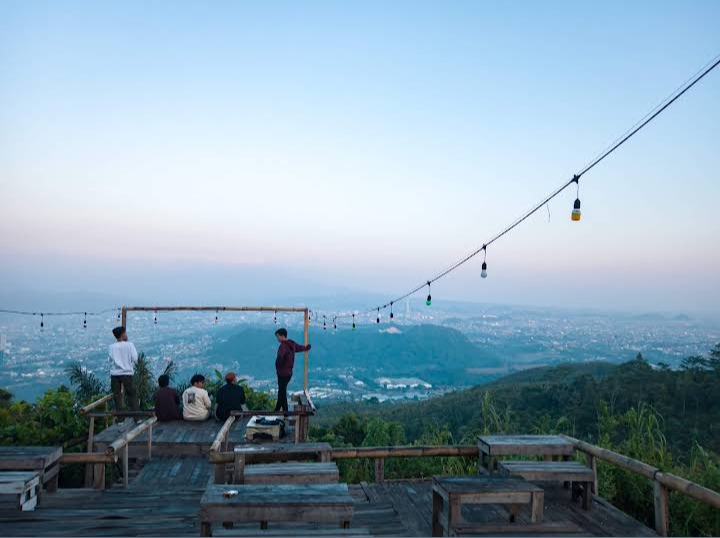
[225,372,237,382]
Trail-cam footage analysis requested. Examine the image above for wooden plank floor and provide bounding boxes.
[93,418,298,457]
[0,456,656,537]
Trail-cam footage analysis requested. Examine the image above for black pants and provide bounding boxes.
[111,375,139,412]
[274,375,292,412]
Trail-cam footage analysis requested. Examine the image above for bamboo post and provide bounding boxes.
[147,422,153,460]
[93,463,105,489]
[121,306,127,328]
[122,446,129,488]
[375,458,385,483]
[84,415,96,488]
[586,453,598,494]
[232,452,245,484]
[303,308,309,392]
[654,481,670,536]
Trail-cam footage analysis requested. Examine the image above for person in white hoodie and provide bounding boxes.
[108,326,139,411]
[182,374,212,421]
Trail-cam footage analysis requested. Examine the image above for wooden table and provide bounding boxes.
[500,460,595,510]
[199,483,354,536]
[432,476,544,537]
[477,435,573,472]
[0,446,62,495]
[242,462,339,485]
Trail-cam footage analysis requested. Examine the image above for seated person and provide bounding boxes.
[215,371,247,421]
[182,374,212,421]
[153,374,181,421]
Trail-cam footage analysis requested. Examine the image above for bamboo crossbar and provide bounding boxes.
[60,452,116,464]
[106,417,157,455]
[210,416,236,453]
[331,445,478,459]
[86,411,156,418]
[561,435,720,509]
[208,444,478,464]
[230,410,314,417]
[124,306,308,313]
[80,394,114,414]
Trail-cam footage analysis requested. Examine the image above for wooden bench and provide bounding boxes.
[0,446,62,496]
[432,476,544,537]
[221,443,332,484]
[241,462,340,485]
[0,471,40,511]
[199,483,354,537]
[499,461,595,510]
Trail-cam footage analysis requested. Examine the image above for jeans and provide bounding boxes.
[274,375,292,412]
[111,375,138,412]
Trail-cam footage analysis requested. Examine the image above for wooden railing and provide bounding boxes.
[210,416,236,454]
[560,435,720,537]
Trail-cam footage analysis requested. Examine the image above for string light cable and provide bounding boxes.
[332,53,720,322]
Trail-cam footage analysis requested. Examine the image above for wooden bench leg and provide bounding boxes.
[582,481,592,511]
[571,481,580,502]
[260,520,268,530]
[200,522,212,537]
[222,522,233,529]
[531,490,544,523]
[432,489,444,537]
[342,520,350,529]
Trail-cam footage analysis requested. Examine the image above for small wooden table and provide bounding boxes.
[199,483,354,536]
[0,471,40,511]
[0,446,62,495]
[477,435,573,472]
[500,460,595,510]
[432,476,544,537]
[243,462,340,485]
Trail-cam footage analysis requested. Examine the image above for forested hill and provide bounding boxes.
[315,346,720,457]
[210,323,504,386]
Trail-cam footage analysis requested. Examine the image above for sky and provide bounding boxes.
[1,1,719,315]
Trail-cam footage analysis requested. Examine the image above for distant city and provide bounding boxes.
[0,300,718,403]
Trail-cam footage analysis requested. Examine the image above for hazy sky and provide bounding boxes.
[1,1,719,314]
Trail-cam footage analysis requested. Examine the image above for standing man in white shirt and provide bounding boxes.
[109,326,139,412]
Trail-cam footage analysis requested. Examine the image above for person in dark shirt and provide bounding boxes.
[215,372,247,421]
[273,328,311,413]
[153,374,182,421]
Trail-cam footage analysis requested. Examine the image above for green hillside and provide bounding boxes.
[210,324,504,386]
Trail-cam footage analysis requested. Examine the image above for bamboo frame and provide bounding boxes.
[120,305,311,391]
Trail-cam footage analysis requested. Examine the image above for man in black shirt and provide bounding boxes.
[215,372,247,421]
[153,374,182,421]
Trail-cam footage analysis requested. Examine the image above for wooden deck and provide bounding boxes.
[0,455,657,536]
[93,418,298,458]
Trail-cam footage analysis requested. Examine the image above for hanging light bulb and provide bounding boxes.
[572,198,582,221]
[323,315,327,330]
[40,313,44,331]
[154,310,158,325]
[273,310,277,324]
[215,309,218,324]
[390,302,394,320]
[426,281,432,306]
[333,316,337,330]
[376,308,380,324]
[83,312,87,329]
[308,310,312,325]
[571,175,582,221]
[117,310,121,323]
[481,246,488,279]
[352,313,356,330]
